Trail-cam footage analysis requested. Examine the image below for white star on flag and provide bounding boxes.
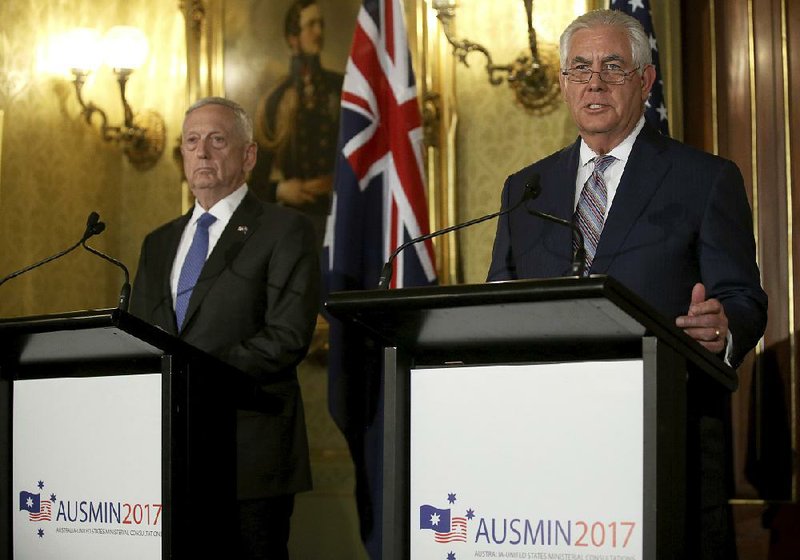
[26,497,33,508]
[657,103,668,121]
[628,0,645,12]
[649,34,658,51]
[431,512,440,526]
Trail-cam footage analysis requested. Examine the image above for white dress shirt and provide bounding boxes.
[170,184,249,308]
[574,116,646,215]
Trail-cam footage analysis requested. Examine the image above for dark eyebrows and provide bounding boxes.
[571,55,592,65]
[569,54,627,66]
[601,54,626,64]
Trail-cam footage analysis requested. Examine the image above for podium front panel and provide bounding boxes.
[13,374,162,559]
[409,361,644,559]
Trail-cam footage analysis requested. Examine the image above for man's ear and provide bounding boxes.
[243,142,257,174]
[559,72,568,103]
[640,64,656,100]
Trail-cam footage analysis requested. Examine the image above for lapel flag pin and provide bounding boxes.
[237,225,248,235]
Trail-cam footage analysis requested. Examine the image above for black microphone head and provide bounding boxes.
[81,211,102,242]
[92,221,107,235]
[523,174,542,201]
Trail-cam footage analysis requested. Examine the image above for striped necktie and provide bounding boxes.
[175,212,217,331]
[573,155,615,275]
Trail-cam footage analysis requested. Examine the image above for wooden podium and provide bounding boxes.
[326,276,736,560]
[0,308,266,560]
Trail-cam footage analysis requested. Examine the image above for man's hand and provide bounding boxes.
[276,178,315,206]
[303,175,334,196]
[675,282,728,354]
[276,175,334,207]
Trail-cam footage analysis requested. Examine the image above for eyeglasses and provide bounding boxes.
[561,66,640,85]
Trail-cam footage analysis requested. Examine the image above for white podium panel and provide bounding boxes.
[410,361,644,560]
[13,374,162,560]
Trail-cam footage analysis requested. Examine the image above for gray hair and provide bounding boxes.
[185,96,254,142]
[559,9,652,74]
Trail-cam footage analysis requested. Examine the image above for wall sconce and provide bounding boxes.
[431,0,561,115]
[64,26,165,170]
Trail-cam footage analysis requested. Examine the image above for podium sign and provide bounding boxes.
[1,308,245,560]
[326,276,738,559]
[410,361,644,559]
[13,374,162,560]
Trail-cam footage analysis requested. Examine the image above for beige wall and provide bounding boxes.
[0,0,185,317]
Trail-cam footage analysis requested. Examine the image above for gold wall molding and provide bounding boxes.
[699,0,799,505]
[779,0,796,502]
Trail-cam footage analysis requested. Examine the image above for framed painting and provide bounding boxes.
[222,0,362,249]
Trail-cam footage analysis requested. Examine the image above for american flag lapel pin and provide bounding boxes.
[237,225,248,235]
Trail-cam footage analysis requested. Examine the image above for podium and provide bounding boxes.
[0,308,263,560]
[325,276,737,560]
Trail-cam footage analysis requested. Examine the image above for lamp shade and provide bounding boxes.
[104,26,149,71]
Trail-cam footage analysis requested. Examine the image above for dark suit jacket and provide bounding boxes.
[130,190,320,500]
[488,124,767,368]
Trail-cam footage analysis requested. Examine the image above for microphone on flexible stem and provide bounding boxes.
[524,206,586,276]
[0,212,104,287]
[81,220,132,312]
[377,174,544,289]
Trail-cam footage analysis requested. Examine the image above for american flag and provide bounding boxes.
[325,0,437,555]
[19,491,52,522]
[610,0,670,135]
[434,516,468,543]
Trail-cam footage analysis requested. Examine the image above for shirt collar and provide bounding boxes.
[579,116,646,168]
[189,183,248,224]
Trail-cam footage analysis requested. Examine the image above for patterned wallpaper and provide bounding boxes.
[451,1,586,284]
[0,0,186,317]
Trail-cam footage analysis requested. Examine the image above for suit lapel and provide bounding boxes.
[592,125,671,273]
[533,139,580,273]
[544,138,581,220]
[157,213,191,336]
[181,192,263,333]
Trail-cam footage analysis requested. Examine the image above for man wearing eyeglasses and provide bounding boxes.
[488,9,766,560]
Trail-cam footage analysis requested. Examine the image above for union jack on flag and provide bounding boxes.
[325,0,437,291]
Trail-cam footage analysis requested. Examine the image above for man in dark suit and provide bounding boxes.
[130,97,320,559]
[488,9,767,559]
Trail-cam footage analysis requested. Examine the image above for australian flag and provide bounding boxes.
[610,0,670,135]
[324,0,437,557]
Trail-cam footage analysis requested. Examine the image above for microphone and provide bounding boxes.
[377,174,543,289]
[81,219,132,312]
[524,205,586,277]
[0,212,105,287]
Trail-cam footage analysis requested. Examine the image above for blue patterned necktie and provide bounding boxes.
[574,155,616,275]
[175,212,217,331]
